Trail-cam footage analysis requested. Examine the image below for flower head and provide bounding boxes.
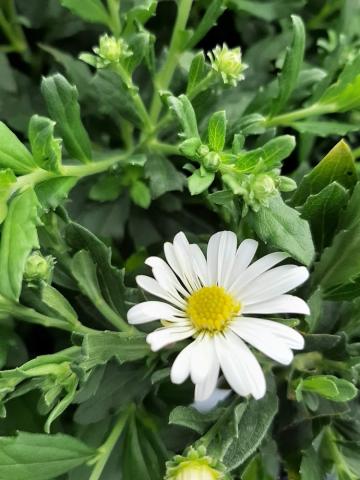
[93,34,132,66]
[165,447,227,480]
[24,251,54,284]
[208,44,247,86]
[128,231,309,401]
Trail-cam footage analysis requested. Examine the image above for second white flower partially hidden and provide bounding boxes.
[127,231,310,401]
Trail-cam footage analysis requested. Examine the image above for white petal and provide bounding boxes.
[217,231,237,287]
[214,331,266,399]
[171,341,196,384]
[190,244,208,286]
[147,325,195,351]
[229,251,288,296]
[242,294,310,315]
[194,388,231,412]
[136,275,185,308]
[190,334,216,384]
[240,265,309,304]
[127,301,184,324]
[240,317,304,350]
[230,319,294,365]
[173,232,202,291]
[194,360,220,402]
[226,239,258,288]
[206,232,222,284]
[145,256,189,298]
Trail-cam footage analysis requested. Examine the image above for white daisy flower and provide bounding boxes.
[127,231,310,401]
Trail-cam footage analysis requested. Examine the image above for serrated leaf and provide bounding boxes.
[35,177,78,210]
[60,0,110,25]
[188,169,215,195]
[0,189,40,301]
[292,140,357,206]
[0,431,95,480]
[0,122,36,174]
[250,194,315,266]
[28,115,62,172]
[169,405,223,435]
[208,110,227,152]
[301,182,349,251]
[144,155,184,198]
[168,94,199,139]
[271,15,305,115]
[41,74,92,163]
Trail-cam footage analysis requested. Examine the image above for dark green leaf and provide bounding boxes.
[186,0,226,49]
[41,74,92,163]
[291,120,359,137]
[145,155,184,198]
[60,0,110,25]
[250,194,315,266]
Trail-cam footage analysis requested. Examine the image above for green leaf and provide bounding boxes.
[186,52,207,95]
[186,0,226,49]
[0,169,16,224]
[41,74,92,163]
[298,375,357,402]
[144,155,184,198]
[81,331,150,369]
[122,32,153,73]
[218,392,278,471]
[301,182,349,251]
[250,194,315,266]
[208,110,227,152]
[28,115,62,173]
[291,120,359,137]
[169,405,223,435]
[313,183,360,291]
[0,431,95,480]
[292,140,357,206]
[168,94,199,139]
[188,169,215,195]
[60,0,110,25]
[35,177,78,210]
[317,52,360,113]
[271,15,305,115]
[229,0,304,21]
[0,189,40,301]
[236,135,296,172]
[300,447,324,480]
[130,180,151,209]
[0,122,36,174]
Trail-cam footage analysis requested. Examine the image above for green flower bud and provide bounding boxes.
[203,151,221,172]
[180,137,202,159]
[197,144,210,158]
[94,34,131,65]
[208,44,247,86]
[24,251,54,284]
[165,447,228,480]
[252,173,277,201]
[278,175,297,192]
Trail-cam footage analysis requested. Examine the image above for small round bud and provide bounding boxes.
[208,44,247,86]
[278,176,297,192]
[24,251,54,284]
[197,144,210,158]
[95,34,131,65]
[165,447,227,480]
[252,173,276,200]
[203,152,221,172]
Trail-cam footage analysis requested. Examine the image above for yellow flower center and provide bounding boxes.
[186,286,240,333]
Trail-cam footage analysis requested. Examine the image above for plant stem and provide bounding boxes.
[149,140,180,156]
[324,427,357,480]
[89,407,132,480]
[93,295,134,334]
[149,0,193,123]
[107,0,121,37]
[264,104,331,127]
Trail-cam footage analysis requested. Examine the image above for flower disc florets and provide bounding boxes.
[94,34,132,66]
[208,44,247,86]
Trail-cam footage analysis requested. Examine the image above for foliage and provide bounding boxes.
[0,0,359,479]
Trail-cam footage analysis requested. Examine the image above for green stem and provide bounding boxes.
[149,141,180,156]
[324,427,357,480]
[264,103,331,127]
[93,295,134,333]
[107,0,121,37]
[89,407,132,480]
[149,0,193,123]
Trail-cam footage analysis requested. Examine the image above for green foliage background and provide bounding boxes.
[0,0,359,479]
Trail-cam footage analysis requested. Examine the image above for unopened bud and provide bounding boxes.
[24,252,54,284]
[203,152,221,172]
[208,44,247,86]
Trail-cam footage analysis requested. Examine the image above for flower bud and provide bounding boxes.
[24,251,54,284]
[278,175,297,192]
[197,144,210,158]
[208,44,247,86]
[203,152,221,172]
[94,34,131,65]
[165,447,227,480]
[252,173,277,201]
